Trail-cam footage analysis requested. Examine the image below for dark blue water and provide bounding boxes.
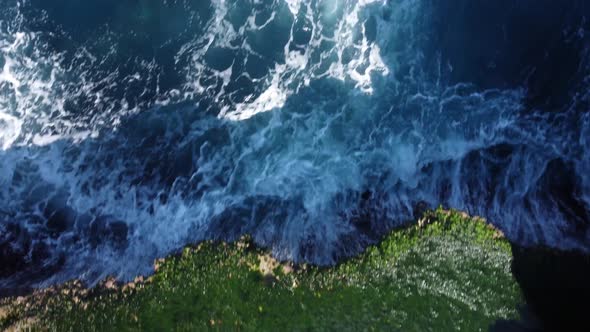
[1,0,589,293]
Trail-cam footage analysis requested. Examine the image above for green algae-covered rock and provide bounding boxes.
[0,209,522,331]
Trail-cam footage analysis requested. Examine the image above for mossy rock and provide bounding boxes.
[1,209,522,331]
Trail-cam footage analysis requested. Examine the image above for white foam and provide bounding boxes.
[0,58,21,94]
[0,7,178,150]
[285,0,303,15]
[180,0,391,121]
[226,76,288,120]
[0,112,21,150]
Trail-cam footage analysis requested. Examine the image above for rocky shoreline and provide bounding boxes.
[1,209,586,331]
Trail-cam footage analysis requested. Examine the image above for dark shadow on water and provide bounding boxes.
[427,0,590,113]
[491,245,590,332]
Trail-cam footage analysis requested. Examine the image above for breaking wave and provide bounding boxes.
[1,0,589,293]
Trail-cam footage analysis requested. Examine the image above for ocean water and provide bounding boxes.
[0,0,589,293]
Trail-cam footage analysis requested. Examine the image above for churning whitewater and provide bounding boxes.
[1,0,589,293]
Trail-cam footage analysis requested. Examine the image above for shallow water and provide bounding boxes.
[0,0,589,292]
